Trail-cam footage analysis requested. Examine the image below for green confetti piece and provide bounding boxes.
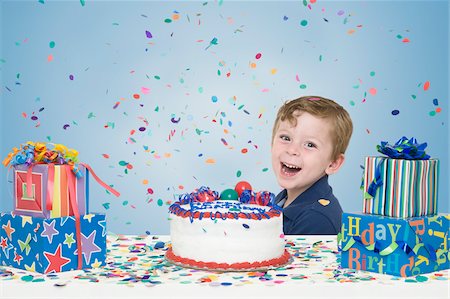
[21,275,34,282]
[0,58,6,63]
[164,18,172,23]
[198,87,204,93]
[179,78,185,84]
[236,170,242,177]
[300,20,308,27]
[122,200,128,206]
[411,95,417,100]
[46,136,51,141]
[396,34,402,39]
[154,75,160,80]
[49,41,55,48]
[112,22,119,26]
[262,168,269,172]
[237,105,244,110]
[370,71,375,76]
[319,55,323,61]
[118,161,128,166]
[157,199,164,206]
[299,84,307,89]
[102,203,110,210]
[429,110,436,116]
[405,279,417,283]
[80,0,85,6]
[155,106,159,112]
[350,100,355,106]
[415,275,428,282]
[217,70,221,76]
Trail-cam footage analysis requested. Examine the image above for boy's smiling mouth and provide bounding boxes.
[281,162,301,176]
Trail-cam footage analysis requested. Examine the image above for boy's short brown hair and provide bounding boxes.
[272,96,353,161]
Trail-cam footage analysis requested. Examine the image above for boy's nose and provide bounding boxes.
[286,143,300,156]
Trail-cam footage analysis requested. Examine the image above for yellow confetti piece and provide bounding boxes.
[270,68,277,75]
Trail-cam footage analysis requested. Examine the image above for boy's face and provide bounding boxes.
[271,111,339,200]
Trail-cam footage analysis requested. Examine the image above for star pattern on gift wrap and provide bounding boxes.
[2,220,16,240]
[63,233,76,248]
[14,251,24,265]
[21,216,33,227]
[41,219,59,243]
[74,230,101,265]
[83,214,95,223]
[18,233,32,255]
[91,258,103,269]
[1,236,13,259]
[25,262,36,272]
[98,219,107,237]
[44,244,71,273]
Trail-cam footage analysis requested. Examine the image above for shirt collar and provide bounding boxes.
[276,175,331,217]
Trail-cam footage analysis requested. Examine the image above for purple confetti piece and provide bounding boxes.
[145,30,153,38]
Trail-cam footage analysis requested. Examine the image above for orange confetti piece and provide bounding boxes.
[423,81,430,91]
[142,179,149,185]
[172,13,180,21]
[47,54,53,62]
[402,38,410,43]
[436,107,442,113]
[250,62,257,69]
[102,154,110,159]
[241,148,248,154]
[133,94,140,99]
[22,112,27,118]
[205,158,216,164]
[164,153,172,158]
[347,29,356,35]
[178,185,184,190]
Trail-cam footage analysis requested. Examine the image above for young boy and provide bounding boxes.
[271,96,353,235]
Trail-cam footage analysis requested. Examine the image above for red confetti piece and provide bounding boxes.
[402,38,410,43]
[423,81,430,91]
[102,154,110,159]
[22,112,27,118]
[133,94,140,99]
[255,53,262,59]
[241,148,248,154]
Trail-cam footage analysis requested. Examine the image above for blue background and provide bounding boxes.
[1,0,448,234]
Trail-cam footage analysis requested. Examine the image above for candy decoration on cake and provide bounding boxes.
[234,180,252,196]
[220,188,239,201]
[362,137,439,218]
[167,183,290,271]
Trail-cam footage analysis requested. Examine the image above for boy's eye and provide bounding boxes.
[305,142,316,148]
[280,135,290,141]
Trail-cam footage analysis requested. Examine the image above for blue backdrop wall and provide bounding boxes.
[1,0,448,234]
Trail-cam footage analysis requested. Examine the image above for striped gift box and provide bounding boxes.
[362,157,439,217]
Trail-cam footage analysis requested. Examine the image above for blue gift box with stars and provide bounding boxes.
[0,212,106,273]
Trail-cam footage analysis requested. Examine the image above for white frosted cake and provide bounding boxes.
[166,186,290,271]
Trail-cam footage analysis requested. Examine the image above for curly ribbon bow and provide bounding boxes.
[376,136,430,160]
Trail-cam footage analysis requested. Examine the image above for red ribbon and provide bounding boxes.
[79,163,120,197]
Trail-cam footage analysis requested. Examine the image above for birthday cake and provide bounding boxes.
[166,182,291,271]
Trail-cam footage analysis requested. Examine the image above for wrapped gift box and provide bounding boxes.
[0,212,106,273]
[13,164,89,218]
[340,212,449,277]
[362,157,439,217]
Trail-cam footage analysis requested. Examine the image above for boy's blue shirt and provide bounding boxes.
[274,175,343,235]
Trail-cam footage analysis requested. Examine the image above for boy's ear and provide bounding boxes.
[325,154,345,175]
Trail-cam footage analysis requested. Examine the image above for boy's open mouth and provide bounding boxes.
[281,162,301,176]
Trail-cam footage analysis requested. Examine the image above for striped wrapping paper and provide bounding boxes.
[362,157,439,218]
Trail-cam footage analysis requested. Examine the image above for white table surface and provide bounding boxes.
[1,234,449,299]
